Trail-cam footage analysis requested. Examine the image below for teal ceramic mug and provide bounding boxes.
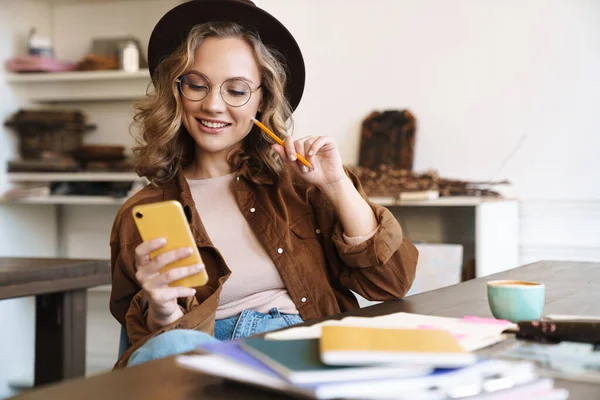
[487,280,545,323]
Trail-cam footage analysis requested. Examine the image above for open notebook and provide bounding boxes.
[265,312,516,352]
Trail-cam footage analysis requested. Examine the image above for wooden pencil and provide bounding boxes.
[251,117,313,169]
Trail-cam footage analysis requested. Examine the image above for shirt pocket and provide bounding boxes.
[289,214,322,240]
[289,214,327,272]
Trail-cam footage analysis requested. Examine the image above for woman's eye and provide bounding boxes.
[227,89,248,97]
[189,84,209,91]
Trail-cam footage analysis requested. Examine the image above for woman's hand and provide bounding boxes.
[272,135,348,190]
[134,238,204,330]
[273,135,378,238]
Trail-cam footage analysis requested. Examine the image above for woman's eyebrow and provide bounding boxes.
[229,76,255,84]
[187,69,255,84]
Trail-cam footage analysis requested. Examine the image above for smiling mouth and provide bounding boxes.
[197,119,232,129]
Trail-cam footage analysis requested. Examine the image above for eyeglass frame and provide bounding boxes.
[175,72,262,107]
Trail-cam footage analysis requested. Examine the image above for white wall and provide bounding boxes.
[0,1,55,397]
[265,0,600,198]
[261,0,600,262]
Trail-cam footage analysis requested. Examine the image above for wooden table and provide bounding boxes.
[0,258,110,387]
[10,261,600,399]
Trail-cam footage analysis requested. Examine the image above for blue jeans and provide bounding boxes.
[128,308,303,367]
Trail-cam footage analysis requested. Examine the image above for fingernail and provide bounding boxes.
[159,238,167,245]
[308,150,314,156]
[186,248,194,255]
[289,154,296,161]
[301,166,309,173]
[195,264,205,271]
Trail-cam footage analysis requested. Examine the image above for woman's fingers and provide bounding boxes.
[134,237,166,266]
[307,136,335,158]
[153,264,205,287]
[135,246,195,283]
[141,263,204,291]
[275,136,319,173]
[147,247,195,275]
[304,137,318,158]
[271,143,287,162]
[283,136,297,162]
[295,137,316,172]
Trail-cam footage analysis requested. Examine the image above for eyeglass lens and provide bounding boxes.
[179,73,253,107]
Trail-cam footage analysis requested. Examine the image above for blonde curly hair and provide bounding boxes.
[132,21,293,185]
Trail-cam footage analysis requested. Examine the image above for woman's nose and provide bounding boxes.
[200,86,226,113]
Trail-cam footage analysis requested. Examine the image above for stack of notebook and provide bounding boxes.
[176,325,568,399]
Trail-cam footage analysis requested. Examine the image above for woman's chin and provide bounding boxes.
[193,138,239,156]
[190,130,246,155]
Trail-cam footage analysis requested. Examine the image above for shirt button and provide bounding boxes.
[301,297,307,303]
[315,229,321,234]
[277,248,283,254]
[250,207,256,213]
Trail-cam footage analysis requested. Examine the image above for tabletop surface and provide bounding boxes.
[0,257,110,299]
[11,260,600,399]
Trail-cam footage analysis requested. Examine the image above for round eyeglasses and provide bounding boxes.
[175,72,262,107]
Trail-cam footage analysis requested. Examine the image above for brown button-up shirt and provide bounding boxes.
[109,165,418,367]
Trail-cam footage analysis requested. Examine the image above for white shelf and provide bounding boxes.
[6,69,151,103]
[89,284,112,293]
[30,0,141,3]
[8,172,145,182]
[3,192,509,206]
[1,195,127,205]
[370,196,515,207]
[36,0,186,4]
[5,69,149,83]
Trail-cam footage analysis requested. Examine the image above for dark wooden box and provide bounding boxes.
[5,109,95,159]
[358,109,416,170]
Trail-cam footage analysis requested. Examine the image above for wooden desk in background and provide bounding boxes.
[0,258,110,387]
[9,261,599,400]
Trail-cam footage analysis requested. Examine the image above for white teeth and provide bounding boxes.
[199,120,228,129]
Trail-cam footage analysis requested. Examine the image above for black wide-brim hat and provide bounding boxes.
[148,0,305,112]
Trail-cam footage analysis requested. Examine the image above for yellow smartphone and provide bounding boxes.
[132,200,208,288]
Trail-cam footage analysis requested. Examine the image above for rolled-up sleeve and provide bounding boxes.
[318,168,419,301]
[333,204,404,268]
[342,226,378,246]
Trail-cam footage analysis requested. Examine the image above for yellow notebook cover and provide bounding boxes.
[320,326,477,367]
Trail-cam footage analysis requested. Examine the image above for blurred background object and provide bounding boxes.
[5,27,76,73]
[77,36,146,71]
[5,32,147,73]
[352,110,509,200]
[4,109,94,170]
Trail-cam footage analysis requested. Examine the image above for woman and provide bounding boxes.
[110,0,418,368]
